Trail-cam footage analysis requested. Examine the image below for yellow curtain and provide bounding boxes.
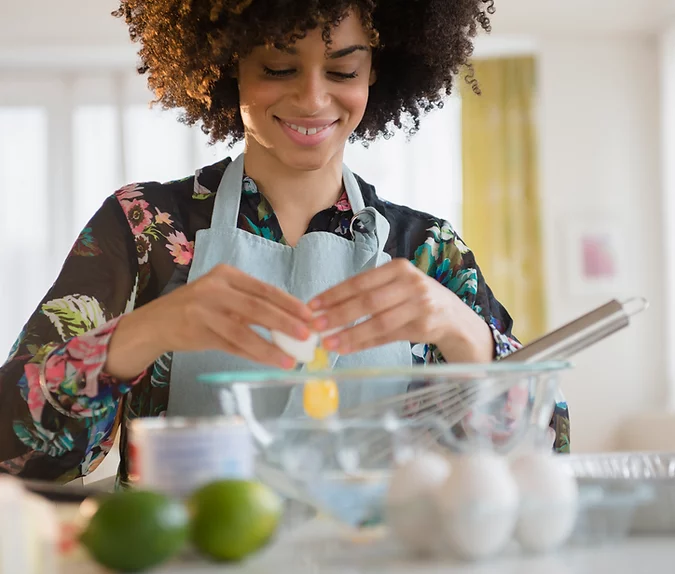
[460,57,545,344]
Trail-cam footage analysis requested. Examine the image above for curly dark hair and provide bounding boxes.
[113,0,494,145]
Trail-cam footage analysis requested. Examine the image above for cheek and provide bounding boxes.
[238,80,279,123]
[338,84,370,122]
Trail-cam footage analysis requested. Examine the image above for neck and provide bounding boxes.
[242,140,345,218]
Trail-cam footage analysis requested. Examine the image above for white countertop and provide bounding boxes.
[66,518,675,574]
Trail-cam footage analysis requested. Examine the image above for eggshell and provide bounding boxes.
[438,453,519,561]
[271,330,319,363]
[386,452,451,556]
[510,453,579,553]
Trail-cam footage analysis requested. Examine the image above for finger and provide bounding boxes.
[323,300,420,354]
[202,309,296,368]
[214,333,293,369]
[309,259,414,311]
[219,287,312,340]
[311,280,411,333]
[200,266,312,338]
[203,330,262,364]
[213,265,313,321]
[339,324,412,355]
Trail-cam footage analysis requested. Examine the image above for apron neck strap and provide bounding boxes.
[210,154,374,234]
[343,165,390,257]
[211,153,246,229]
[351,206,390,256]
[342,163,366,214]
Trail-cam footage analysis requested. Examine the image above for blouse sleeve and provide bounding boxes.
[410,219,571,453]
[0,195,144,481]
[411,219,520,363]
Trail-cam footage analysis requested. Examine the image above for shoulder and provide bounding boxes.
[112,157,230,212]
[110,157,231,239]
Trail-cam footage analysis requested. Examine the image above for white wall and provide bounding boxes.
[659,25,675,414]
[490,0,670,35]
[0,0,127,48]
[0,0,668,47]
[536,36,665,452]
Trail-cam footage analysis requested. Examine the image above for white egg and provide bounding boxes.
[386,451,452,556]
[510,452,579,553]
[438,452,519,561]
[271,330,319,363]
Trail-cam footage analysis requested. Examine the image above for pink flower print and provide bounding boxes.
[115,183,144,202]
[154,208,173,227]
[335,190,351,212]
[59,321,117,398]
[135,234,152,265]
[24,363,48,421]
[123,199,153,235]
[166,231,195,266]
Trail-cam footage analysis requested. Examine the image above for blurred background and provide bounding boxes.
[0,0,673,455]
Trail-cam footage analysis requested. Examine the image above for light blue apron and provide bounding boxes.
[167,154,412,418]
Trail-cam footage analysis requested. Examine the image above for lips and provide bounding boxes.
[282,121,334,136]
[275,117,338,147]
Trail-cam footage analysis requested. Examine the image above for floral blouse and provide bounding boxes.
[0,157,570,483]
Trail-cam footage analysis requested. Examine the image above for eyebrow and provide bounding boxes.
[328,45,370,59]
[274,44,369,59]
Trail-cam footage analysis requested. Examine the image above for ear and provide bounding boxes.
[369,68,377,86]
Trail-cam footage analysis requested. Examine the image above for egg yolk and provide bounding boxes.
[308,346,330,371]
[303,347,339,419]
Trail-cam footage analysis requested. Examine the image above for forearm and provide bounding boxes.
[105,302,166,380]
[434,304,494,363]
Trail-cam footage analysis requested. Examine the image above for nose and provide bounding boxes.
[293,70,331,115]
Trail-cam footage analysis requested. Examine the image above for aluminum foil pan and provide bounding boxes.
[562,452,675,535]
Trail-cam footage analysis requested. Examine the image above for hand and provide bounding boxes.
[308,259,494,363]
[105,264,313,378]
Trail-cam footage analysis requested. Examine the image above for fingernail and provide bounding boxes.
[295,325,311,339]
[312,316,328,331]
[282,357,296,369]
[323,337,338,351]
[309,299,322,311]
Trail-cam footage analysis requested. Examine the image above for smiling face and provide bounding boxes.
[237,12,375,172]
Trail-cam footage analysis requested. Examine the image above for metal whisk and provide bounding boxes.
[330,297,648,461]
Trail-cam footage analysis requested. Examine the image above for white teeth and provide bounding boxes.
[283,121,331,136]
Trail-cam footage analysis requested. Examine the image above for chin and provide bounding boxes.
[275,147,340,172]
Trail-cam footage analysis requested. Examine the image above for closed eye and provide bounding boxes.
[330,71,358,80]
[263,67,295,78]
[263,67,358,81]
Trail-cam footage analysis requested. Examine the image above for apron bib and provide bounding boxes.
[167,154,412,418]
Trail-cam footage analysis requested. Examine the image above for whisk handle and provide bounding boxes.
[501,297,648,364]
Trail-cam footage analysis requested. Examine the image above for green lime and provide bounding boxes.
[80,490,188,572]
[189,480,283,562]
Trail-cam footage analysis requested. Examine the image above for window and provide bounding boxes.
[0,106,50,353]
[0,70,462,356]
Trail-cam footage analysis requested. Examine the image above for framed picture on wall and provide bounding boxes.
[564,218,625,296]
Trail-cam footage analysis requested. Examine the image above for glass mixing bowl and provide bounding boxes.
[198,362,569,528]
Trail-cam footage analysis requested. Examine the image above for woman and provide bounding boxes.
[0,0,570,483]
